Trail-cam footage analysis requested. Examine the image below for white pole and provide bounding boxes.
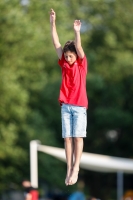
[117,171,123,200]
[30,140,40,188]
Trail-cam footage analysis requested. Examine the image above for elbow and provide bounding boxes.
[75,45,82,51]
[75,42,82,49]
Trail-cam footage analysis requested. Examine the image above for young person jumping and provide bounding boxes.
[50,9,88,186]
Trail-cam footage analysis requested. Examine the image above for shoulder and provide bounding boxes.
[58,54,65,67]
[77,55,88,73]
[77,55,87,65]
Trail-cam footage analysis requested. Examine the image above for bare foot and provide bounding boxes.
[65,177,69,186]
[68,168,79,185]
[65,168,73,186]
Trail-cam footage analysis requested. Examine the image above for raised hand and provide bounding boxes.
[50,8,56,24]
[73,20,81,32]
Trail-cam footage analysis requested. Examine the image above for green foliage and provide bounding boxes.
[0,0,133,199]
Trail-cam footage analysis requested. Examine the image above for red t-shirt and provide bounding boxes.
[30,190,38,200]
[58,54,88,108]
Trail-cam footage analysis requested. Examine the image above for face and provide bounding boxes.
[64,51,77,65]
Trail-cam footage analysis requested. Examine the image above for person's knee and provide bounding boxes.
[74,137,83,143]
[64,137,73,143]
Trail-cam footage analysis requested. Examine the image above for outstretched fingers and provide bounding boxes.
[73,20,81,32]
[50,8,56,23]
[74,20,81,25]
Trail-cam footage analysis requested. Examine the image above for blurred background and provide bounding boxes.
[0,0,133,199]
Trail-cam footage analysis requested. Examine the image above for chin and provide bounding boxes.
[68,62,74,65]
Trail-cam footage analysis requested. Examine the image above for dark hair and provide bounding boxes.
[63,40,77,55]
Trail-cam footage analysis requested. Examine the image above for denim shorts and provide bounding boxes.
[61,103,87,138]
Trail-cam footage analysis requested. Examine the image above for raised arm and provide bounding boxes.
[73,20,84,59]
[50,9,62,59]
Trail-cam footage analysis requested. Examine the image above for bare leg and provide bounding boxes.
[68,137,83,185]
[64,137,74,186]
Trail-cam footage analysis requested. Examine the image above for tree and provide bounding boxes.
[0,0,133,199]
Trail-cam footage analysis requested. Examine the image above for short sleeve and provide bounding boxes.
[78,55,88,73]
[58,54,65,68]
